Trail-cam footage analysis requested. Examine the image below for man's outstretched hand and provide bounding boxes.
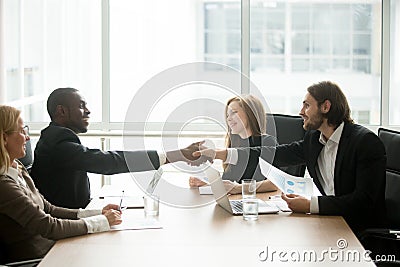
[166,141,214,166]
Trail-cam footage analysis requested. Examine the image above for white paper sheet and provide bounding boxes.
[259,158,321,197]
[198,186,213,195]
[110,216,162,231]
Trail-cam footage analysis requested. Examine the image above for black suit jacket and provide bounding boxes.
[234,123,386,233]
[31,123,160,209]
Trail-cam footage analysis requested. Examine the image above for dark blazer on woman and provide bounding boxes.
[222,134,278,183]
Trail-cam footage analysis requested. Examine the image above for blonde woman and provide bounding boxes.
[0,105,122,263]
[189,95,278,194]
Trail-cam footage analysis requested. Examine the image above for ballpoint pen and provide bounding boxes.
[268,194,281,200]
[119,190,125,211]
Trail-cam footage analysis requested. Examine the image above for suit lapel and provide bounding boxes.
[308,131,324,194]
[334,123,352,193]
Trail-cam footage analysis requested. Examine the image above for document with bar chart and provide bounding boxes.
[259,158,321,197]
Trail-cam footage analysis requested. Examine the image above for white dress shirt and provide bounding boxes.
[310,122,344,213]
[158,153,167,166]
[5,162,27,188]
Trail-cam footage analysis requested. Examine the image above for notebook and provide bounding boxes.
[204,167,279,215]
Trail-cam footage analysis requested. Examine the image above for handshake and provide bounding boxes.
[165,141,226,166]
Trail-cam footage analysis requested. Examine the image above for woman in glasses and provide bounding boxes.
[189,95,278,194]
[0,105,122,264]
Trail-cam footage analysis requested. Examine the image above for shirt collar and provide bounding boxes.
[0,161,20,183]
[319,122,344,145]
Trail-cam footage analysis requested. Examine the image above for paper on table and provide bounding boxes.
[198,186,213,195]
[110,216,162,231]
[268,199,292,212]
[259,158,321,197]
[196,176,210,185]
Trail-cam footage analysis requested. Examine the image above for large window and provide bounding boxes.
[390,0,400,125]
[3,0,102,123]
[3,0,397,128]
[250,1,382,125]
[204,2,241,70]
[2,0,399,193]
[109,0,242,124]
[205,1,382,125]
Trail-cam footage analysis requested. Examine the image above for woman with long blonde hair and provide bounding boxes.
[189,95,278,194]
[0,105,122,264]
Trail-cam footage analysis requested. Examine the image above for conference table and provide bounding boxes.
[38,170,375,267]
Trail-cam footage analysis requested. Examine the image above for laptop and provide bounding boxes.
[204,167,279,215]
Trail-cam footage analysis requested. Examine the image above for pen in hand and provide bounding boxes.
[269,194,281,200]
[119,190,125,211]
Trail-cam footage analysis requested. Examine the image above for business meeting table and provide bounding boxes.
[38,170,376,267]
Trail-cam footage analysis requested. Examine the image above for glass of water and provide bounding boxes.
[241,179,258,220]
[242,198,259,221]
[242,179,257,199]
[143,194,160,217]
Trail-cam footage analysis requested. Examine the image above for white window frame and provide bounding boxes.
[0,0,398,134]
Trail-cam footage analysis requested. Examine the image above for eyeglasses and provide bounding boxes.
[7,125,29,136]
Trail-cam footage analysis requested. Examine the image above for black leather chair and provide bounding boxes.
[1,259,42,267]
[0,242,6,265]
[266,113,306,177]
[1,241,41,267]
[360,128,400,266]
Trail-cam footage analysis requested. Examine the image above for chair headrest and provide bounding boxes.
[266,113,305,145]
[379,128,400,173]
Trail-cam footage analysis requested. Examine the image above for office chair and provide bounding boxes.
[266,113,306,177]
[359,128,400,266]
[0,241,41,267]
[1,259,42,267]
